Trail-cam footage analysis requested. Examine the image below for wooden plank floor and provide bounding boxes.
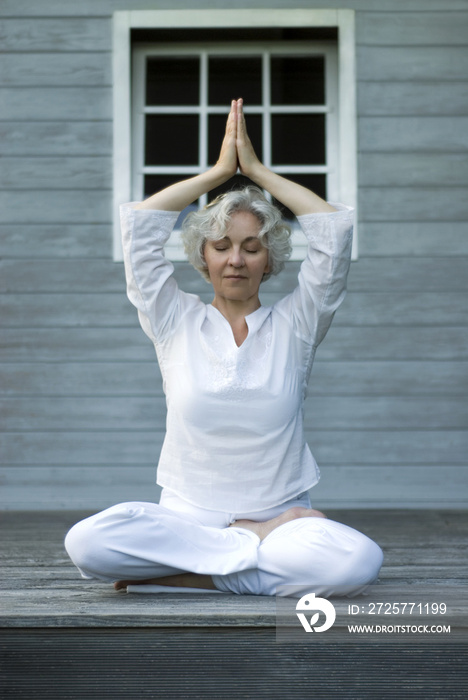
[1,510,467,700]
[1,509,467,628]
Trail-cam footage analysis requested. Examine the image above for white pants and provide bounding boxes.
[64,490,383,598]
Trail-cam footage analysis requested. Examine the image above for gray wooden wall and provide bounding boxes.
[1,0,467,510]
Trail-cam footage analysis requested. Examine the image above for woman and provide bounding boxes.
[65,99,383,597]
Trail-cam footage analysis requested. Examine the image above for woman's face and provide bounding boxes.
[203,211,271,306]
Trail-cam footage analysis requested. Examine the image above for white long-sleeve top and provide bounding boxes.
[121,203,353,512]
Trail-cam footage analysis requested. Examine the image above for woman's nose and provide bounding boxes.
[228,248,244,267]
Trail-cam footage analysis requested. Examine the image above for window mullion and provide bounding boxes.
[273,165,329,174]
[262,51,271,171]
[261,50,273,203]
[269,106,328,114]
[199,51,208,207]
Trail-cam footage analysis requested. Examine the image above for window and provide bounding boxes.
[131,42,339,259]
[113,10,357,259]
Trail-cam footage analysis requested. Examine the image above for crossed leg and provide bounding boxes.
[113,506,326,590]
[65,502,382,598]
[212,515,384,598]
[65,501,260,584]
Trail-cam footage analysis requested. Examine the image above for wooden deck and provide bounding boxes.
[1,509,467,699]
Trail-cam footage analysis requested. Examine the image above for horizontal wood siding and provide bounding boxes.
[0,1,467,509]
[353,5,468,507]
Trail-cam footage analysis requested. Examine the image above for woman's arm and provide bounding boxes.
[231,98,352,344]
[134,100,239,211]
[235,98,336,216]
[122,101,242,343]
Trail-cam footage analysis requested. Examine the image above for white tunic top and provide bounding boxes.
[121,203,353,512]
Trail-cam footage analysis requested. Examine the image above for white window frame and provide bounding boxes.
[113,9,357,260]
[132,42,338,260]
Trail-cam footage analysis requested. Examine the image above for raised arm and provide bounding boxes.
[232,99,352,344]
[134,100,239,211]
[235,98,336,216]
[122,102,243,343]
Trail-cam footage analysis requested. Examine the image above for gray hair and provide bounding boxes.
[181,186,292,283]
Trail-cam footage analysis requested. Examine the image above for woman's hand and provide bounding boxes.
[236,98,264,179]
[215,99,239,179]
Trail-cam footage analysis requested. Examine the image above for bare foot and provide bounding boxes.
[230,506,327,541]
[114,573,217,591]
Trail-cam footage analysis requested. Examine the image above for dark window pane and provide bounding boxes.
[208,56,262,105]
[271,56,325,105]
[145,115,199,166]
[271,114,325,165]
[208,114,263,165]
[272,174,327,219]
[207,174,255,203]
[144,174,189,197]
[146,57,199,105]
[144,175,199,228]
